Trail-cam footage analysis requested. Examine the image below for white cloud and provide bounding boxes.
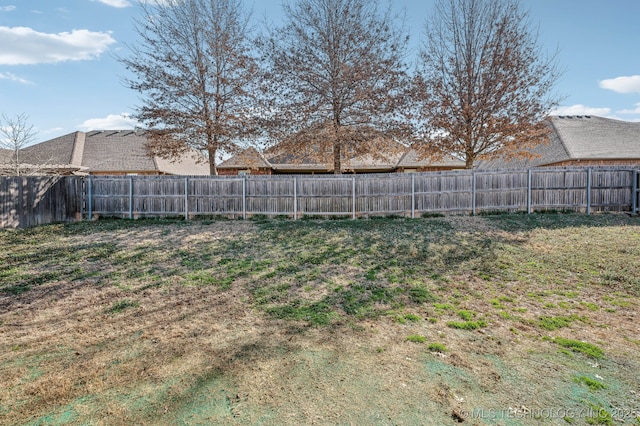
[79,113,139,130]
[599,75,640,94]
[0,26,116,65]
[0,71,33,84]
[550,104,612,117]
[139,0,181,5]
[93,0,132,7]
[618,103,640,115]
[0,6,16,12]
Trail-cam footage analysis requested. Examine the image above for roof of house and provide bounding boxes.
[17,130,210,175]
[219,139,466,172]
[477,115,640,169]
[218,147,273,169]
[396,149,466,169]
[0,148,12,163]
[551,115,640,160]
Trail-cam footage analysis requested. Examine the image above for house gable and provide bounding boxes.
[477,115,640,169]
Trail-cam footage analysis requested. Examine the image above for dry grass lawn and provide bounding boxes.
[1,213,639,425]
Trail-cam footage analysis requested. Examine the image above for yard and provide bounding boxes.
[1,213,639,425]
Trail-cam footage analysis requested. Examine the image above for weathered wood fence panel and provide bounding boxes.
[84,167,638,221]
[0,176,83,228]
[2,167,638,228]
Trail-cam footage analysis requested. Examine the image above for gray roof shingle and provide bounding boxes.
[551,115,640,160]
[477,115,640,169]
[15,130,210,175]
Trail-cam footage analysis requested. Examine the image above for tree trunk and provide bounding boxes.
[333,142,342,174]
[465,155,474,169]
[208,146,218,175]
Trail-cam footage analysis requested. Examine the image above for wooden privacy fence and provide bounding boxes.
[85,167,640,221]
[0,176,84,228]
[2,167,639,228]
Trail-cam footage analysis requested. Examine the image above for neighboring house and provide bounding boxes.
[0,146,86,175]
[477,115,640,169]
[0,148,12,164]
[218,140,466,175]
[16,130,210,175]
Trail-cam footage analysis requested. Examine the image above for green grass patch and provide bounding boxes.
[408,285,436,304]
[538,316,574,330]
[106,299,139,314]
[554,338,604,359]
[586,404,614,425]
[433,303,453,312]
[447,320,487,330]
[581,302,600,311]
[427,343,447,353]
[574,375,607,391]
[266,301,338,326]
[456,310,474,321]
[406,335,426,343]
[183,271,233,289]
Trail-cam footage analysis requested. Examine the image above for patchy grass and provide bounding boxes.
[406,334,426,343]
[427,343,447,353]
[574,375,607,391]
[0,213,639,425]
[447,320,487,330]
[105,299,139,314]
[554,337,605,359]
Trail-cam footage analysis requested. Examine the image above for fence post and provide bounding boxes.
[527,169,532,214]
[472,171,477,215]
[293,177,298,220]
[129,176,134,220]
[184,176,189,221]
[352,176,356,220]
[242,177,247,220]
[87,176,93,221]
[411,173,415,219]
[633,170,638,215]
[586,168,592,215]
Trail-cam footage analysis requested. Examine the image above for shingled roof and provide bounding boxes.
[477,115,640,169]
[551,115,640,160]
[17,130,209,175]
[0,148,12,163]
[219,139,466,173]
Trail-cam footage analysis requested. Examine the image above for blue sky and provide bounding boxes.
[1,0,639,144]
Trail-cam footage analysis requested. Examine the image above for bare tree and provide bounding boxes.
[258,0,410,174]
[413,0,562,169]
[0,113,37,176]
[121,0,259,175]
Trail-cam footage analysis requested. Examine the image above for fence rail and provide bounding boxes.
[1,167,639,228]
